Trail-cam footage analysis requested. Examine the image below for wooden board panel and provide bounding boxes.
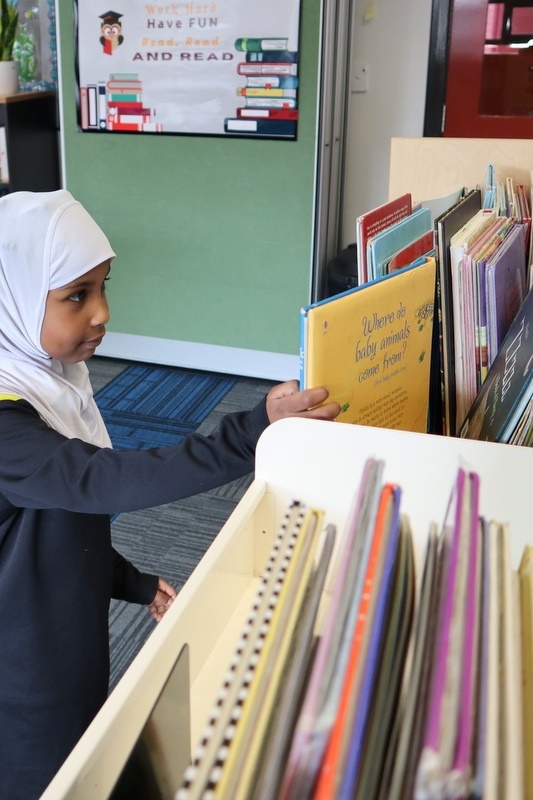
[389,136,533,202]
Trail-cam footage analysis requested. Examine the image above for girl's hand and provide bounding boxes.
[147,577,178,622]
[265,380,341,424]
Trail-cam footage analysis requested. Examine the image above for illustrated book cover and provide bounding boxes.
[300,257,437,433]
[355,193,412,285]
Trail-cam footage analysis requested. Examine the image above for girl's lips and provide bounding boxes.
[84,333,105,348]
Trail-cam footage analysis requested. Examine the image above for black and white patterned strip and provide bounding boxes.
[175,500,307,800]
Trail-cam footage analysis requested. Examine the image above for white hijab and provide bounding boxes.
[0,190,116,447]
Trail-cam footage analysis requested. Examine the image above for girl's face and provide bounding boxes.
[40,260,111,363]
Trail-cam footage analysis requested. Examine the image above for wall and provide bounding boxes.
[56,0,433,376]
[56,0,323,379]
[341,0,433,248]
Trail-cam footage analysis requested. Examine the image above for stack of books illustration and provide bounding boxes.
[79,73,161,133]
[224,37,299,138]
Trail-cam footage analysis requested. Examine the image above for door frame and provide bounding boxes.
[424,0,533,137]
[423,0,453,135]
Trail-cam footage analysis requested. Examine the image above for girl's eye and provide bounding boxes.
[69,290,85,303]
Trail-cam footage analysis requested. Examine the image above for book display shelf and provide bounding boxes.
[0,90,60,194]
[41,417,533,799]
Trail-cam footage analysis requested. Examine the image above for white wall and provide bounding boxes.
[341,0,433,248]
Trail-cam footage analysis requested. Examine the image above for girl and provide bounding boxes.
[0,190,340,799]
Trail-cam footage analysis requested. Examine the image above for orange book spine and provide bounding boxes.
[312,484,395,799]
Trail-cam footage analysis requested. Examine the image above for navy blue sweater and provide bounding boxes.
[0,397,268,799]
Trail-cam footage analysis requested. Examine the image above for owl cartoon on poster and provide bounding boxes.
[99,11,124,55]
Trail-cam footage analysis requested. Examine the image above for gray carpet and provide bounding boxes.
[87,356,276,691]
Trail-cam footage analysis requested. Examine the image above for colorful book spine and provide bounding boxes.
[107,92,142,103]
[246,50,298,63]
[313,484,401,799]
[237,87,297,98]
[98,83,106,129]
[224,118,296,137]
[235,37,289,51]
[237,61,298,76]
[107,79,143,90]
[242,96,297,109]
[87,85,98,127]
[243,75,298,89]
[79,86,88,129]
[107,102,148,114]
[106,120,141,132]
[236,107,298,120]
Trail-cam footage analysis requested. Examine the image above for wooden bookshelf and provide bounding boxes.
[40,417,533,799]
[0,90,60,193]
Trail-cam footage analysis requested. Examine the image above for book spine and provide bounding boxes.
[237,61,298,76]
[98,83,107,130]
[299,307,307,389]
[224,118,297,136]
[87,85,98,127]
[107,120,142,131]
[109,72,140,80]
[235,37,289,52]
[236,107,298,120]
[244,75,298,89]
[79,86,89,130]
[237,87,297,98]
[108,92,143,102]
[246,50,298,63]
[242,96,297,109]
[107,81,143,90]
[107,101,145,112]
[116,113,151,125]
[141,122,163,132]
[110,106,152,118]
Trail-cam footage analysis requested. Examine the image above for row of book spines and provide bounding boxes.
[79,87,160,132]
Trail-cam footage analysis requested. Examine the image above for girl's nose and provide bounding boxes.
[92,294,110,327]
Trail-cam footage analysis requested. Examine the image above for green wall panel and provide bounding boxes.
[57,0,321,356]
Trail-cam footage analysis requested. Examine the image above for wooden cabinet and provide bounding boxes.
[0,90,60,193]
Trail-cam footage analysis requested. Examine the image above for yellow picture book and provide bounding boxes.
[300,257,437,432]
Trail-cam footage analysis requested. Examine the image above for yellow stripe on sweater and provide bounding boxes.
[0,394,20,402]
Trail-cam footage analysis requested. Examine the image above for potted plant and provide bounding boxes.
[0,0,19,95]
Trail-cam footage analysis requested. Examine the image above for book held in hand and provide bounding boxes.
[300,258,437,433]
